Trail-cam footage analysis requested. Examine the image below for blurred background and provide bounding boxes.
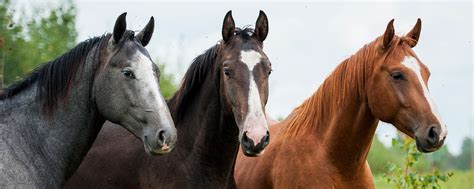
[0,0,472,188]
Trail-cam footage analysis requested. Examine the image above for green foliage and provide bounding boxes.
[437,170,473,188]
[1,0,25,86]
[429,145,457,171]
[369,135,472,176]
[383,138,454,189]
[158,63,177,99]
[375,170,473,189]
[367,136,402,175]
[1,0,77,85]
[455,138,473,170]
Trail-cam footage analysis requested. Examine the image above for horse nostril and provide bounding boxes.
[157,130,166,144]
[261,131,270,144]
[241,132,254,149]
[427,126,439,146]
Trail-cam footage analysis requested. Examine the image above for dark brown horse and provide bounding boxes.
[65,10,272,188]
[235,19,447,188]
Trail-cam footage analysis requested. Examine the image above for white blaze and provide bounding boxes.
[239,50,268,143]
[241,50,262,70]
[133,52,170,119]
[401,56,447,140]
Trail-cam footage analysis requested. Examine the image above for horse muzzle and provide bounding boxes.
[143,128,177,156]
[415,125,446,153]
[241,131,270,157]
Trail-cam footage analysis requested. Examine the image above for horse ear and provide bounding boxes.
[222,10,235,43]
[113,12,127,44]
[137,16,155,47]
[382,19,395,50]
[405,18,422,48]
[254,10,269,42]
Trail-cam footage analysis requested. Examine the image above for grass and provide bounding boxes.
[374,170,474,189]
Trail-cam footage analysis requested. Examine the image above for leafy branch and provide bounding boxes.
[384,138,454,189]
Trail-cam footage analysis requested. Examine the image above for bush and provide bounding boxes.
[368,136,402,175]
[383,138,453,189]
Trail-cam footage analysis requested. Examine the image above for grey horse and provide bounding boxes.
[0,13,177,188]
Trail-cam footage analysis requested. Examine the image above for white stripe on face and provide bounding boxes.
[239,50,268,142]
[401,56,447,140]
[133,52,168,116]
[241,50,262,70]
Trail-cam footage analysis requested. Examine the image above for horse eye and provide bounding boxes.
[122,70,135,79]
[390,71,404,80]
[223,68,231,76]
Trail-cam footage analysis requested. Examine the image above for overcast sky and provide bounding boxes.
[14,0,473,155]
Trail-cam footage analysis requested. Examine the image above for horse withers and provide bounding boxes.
[66,10,272,188]
[235,19,447,189]
[0,13,176,188]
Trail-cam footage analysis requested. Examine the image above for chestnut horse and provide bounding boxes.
[65,11,272,188]
[235,19,447,188]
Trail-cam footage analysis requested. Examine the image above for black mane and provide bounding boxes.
[168,44,219,123]
[0,34,111,114]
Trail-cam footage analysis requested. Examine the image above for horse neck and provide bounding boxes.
[2,51,105,184]
[285,46,379,173]
[169,68,239,182]
[322,97,378,174]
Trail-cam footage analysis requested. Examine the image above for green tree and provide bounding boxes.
[2,0,77,85]
[157,63,177,99]
[427,145,456,171]
[1,0,25,87]
[455,138,473,170]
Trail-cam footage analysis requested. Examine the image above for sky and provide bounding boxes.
[13,0,473,155]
